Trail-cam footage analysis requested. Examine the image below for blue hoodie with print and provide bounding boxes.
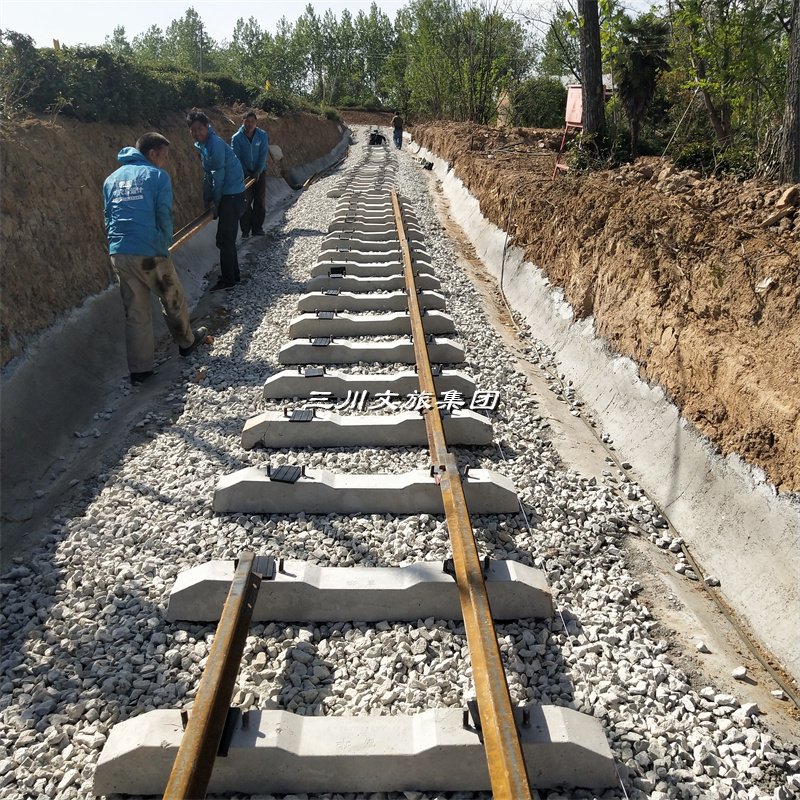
[103,147,173,257]
[194,126,245,206]
[231,125,269,176]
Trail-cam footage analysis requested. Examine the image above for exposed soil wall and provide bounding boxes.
[413,123,800,492]
[0,109,343,367]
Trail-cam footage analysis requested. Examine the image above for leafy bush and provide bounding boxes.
[253,86,300,116]
[674,142,756,178]
[510,77,567,129]
[202,72,256,105]
[321,106,340,121]
[0,32,258,123]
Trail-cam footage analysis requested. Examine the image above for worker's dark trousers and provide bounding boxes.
[241,171,267,235]
[217,192,245,286]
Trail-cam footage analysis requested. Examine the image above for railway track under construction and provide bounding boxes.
[93,140,621,799]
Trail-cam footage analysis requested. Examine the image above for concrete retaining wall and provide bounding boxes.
[412,142,800,685]
[0,129,351,541]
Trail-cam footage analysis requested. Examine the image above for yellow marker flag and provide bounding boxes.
[264,80,271,95]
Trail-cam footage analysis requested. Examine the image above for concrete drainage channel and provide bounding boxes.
[94,149,617,796]
[408,141,800,690]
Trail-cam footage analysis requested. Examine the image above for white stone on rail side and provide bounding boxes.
[306,273,441,292]
[213,467,518,514]
[288,310,455,338]
[262,367,475,399]
[166,559,553,622]
[278,336,464,365]
[241,409,492,450]
[94,706,617,796]
[296,289,447,313]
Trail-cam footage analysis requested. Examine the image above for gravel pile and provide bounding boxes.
[1,127,798,800]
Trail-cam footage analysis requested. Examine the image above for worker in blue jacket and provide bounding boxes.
[187,110,246,291]
[103,132,206,384]
[231,110,270,238]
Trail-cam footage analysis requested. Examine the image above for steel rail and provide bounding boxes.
[163,552,262,800]
[169,177,256,255]
[390,190,533,799]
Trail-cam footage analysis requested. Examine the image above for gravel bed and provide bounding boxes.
[1,127,798,800]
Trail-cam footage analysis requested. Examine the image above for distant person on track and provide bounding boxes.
[391,110,403,149]
[186,110,246,291]
[369,128,387,146]
[231,110,269,239]
[103,132,206,385]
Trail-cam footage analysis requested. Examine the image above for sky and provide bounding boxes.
[0,1,409,47]
[1,0,655,48]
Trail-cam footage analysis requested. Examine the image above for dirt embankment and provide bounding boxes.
[0,109,343,366]
[413,123,800,492]
[339,110,396,128]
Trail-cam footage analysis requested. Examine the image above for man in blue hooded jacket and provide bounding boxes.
[187,110,246,291]
[231,110,269,238]
[103,132,206,384]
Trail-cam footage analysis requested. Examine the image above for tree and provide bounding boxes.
[355,3,395,101]
[578,0,606,139]
[223,17,267,84]
[131,25,166,62]
[264,17,308,95]
[163,7,216,73]
[295,4,326,99]
[511,76,568,126]
[104,26,132,57]
[780,0,799,181]
[402,0,531,122]
[611,12,670,155]
[539,4,582,79]
[672,0,790,145]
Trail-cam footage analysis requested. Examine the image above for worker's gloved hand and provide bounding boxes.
[209,202,219,220]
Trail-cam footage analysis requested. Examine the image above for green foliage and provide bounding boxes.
[0,35,224,123]
[322,106,341,121]
[510,77,567,128]
[538,4,581,79]
[402,0,534,123]
[565,131,622,172]
[610,12,670,155]
[671,0,789,144]
[0,30,46,118]
[202,72,255,104]
[674,142,757,178]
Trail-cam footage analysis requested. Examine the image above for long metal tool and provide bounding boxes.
[163,552,262,800]
[390,190,533,798]
[169,177,255,254]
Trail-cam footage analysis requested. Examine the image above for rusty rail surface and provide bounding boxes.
[390,190,533,798]
[162,552,262,800]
